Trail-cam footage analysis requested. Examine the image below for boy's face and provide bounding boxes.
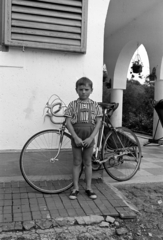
[76,84,93,101]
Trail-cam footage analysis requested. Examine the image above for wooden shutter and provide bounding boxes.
[4,0,88,52]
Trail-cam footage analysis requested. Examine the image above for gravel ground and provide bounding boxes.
[115,182,163,240]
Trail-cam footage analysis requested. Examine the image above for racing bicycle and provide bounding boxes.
[20,95,142,194]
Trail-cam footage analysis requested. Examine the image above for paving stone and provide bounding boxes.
[31,211,42,220]
[20,193,28,198]
[23,220,35,230]
[2,214,12,223]
[13,206,21,213]
[3,206,12,214]
[76,215,104,225]
[75,216,86,225]
[119,210,137,219]
[2,222,15,232]
[35,219,52,229]
[54,217,75,226]
[22,212,32,222]
[4,194,12,200]
[75,208,86,216]
[105,216,115,223]
[66,208,77,217]
[89,215,104,224]
[99,221,110,227]
[14,222,23,231]
[4,200,12,206]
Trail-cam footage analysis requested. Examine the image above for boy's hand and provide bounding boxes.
[83,137,93,148]
[74,136,84,147]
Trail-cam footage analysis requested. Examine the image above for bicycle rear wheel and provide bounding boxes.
[20,129,78,194]
[102,127,142,181]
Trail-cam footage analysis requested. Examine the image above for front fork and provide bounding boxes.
[50,125,66,163]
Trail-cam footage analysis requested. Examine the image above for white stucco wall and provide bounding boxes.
[0,0,110,150]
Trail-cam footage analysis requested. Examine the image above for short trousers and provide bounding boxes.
[71,124,95,148]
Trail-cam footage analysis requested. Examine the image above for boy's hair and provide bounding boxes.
[76,77,93,89]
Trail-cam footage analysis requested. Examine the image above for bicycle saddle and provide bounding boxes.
[98,102,119,111]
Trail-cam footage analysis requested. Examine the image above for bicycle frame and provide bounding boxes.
[49,122,67,163]
[93,108,107,160]
[93,107,133,165]
[44,97,129,165]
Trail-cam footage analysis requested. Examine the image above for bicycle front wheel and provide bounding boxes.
[102,127,142,181]
[20,129,75,193]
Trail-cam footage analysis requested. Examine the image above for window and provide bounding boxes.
[1,0,88,53]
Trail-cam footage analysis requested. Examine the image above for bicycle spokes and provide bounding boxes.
[20,130,74,193]
[102,127,141,181]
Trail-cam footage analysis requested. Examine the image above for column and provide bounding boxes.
[110,89,123,127]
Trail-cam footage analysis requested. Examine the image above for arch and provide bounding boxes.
[113,41,142,89]
[104,40,150,127]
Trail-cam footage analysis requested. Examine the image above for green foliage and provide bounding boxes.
[123,80,154,134]
[103,83,111,102]
[102,78,154,134]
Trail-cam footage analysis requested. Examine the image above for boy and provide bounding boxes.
[64,77,102,200]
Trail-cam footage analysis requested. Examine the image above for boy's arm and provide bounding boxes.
[83,117,102,147]
[89,117,102,140]
[66,117,83,147]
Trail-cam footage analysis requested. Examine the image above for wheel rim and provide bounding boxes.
[20,130,73,193]
[103,127,141,181]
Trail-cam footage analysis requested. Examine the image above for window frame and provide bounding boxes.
[3,0,88,53]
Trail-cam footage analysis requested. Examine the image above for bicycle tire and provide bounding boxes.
[102,127,142,181]
[20,129,83,194]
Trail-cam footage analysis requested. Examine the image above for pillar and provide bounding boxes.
[110,89,123,127]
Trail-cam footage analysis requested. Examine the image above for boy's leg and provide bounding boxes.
[83,146,97,199]
[72,146,83,190]
[82,146,94,191]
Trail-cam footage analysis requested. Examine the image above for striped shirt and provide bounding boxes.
[64,98,103,125]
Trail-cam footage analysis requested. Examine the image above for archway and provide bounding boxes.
[104,41,147,127]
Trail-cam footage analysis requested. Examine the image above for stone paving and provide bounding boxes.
[0,179,134,226]
[0,215,124,239]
